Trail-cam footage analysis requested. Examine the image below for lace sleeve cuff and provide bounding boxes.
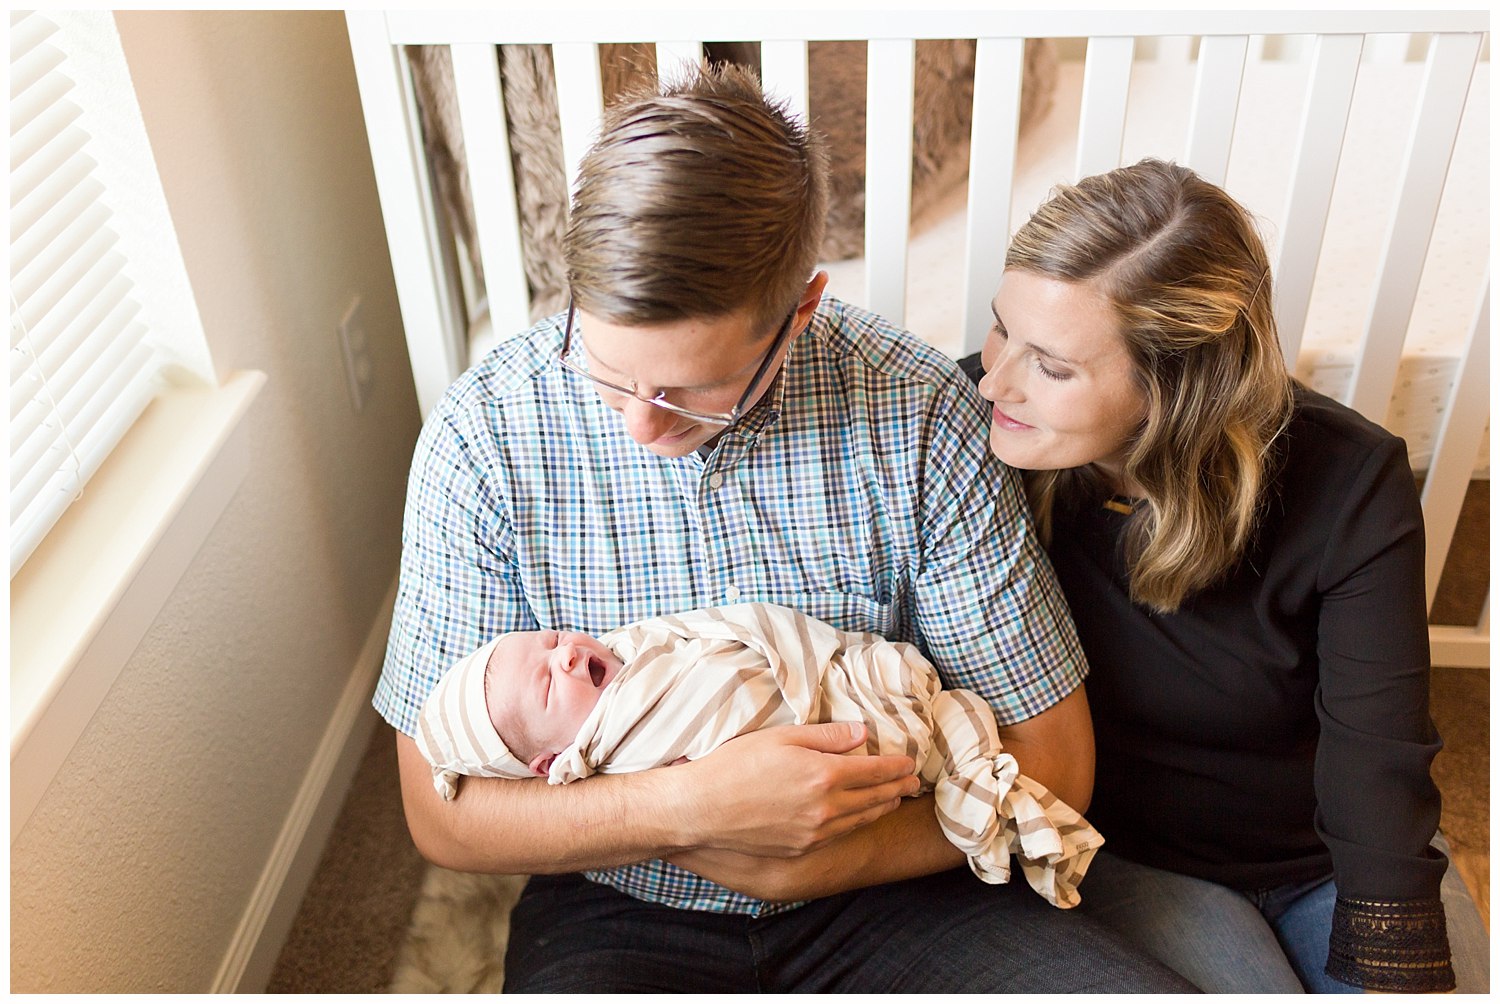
[1326,895,1455,992]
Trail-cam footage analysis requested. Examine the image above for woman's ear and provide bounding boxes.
[529,752,556,777]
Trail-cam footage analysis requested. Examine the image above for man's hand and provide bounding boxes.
[668,721,921,857]
[661,691,1097,903]
[668,793,966,902]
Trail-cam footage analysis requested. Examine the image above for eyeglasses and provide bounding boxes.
[557,298,797,427]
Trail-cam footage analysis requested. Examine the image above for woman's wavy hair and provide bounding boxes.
[1010,159,1293,612]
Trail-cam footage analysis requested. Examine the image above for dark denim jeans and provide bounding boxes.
[503,866,1201,993]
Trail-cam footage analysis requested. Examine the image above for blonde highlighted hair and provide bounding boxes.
[1010,159,1293,612]
[563,62,829,335]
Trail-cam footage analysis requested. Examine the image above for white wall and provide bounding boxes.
[9,11,420,992]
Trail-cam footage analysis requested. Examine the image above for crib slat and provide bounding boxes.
[345,13,463,416]
[1421,278,1489,611]
[451,44,532,337]
[1075,36,1135,179]
[759,40,809,124]
[1273,33,1363,366]
[1346,31,1482,423]
[655,41,704,80]
[551,41,605,202]
[960,37,1026,357]
[863,38,916,327]
[1183,35,1247,187]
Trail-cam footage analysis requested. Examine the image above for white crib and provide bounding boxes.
[345,11,1489,667]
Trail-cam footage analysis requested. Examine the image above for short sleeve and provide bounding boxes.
[911,368,1088,725]
[375,404,536,736]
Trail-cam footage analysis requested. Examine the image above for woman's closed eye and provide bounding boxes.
[1035,356,1071,381]
[995,322,1071,382]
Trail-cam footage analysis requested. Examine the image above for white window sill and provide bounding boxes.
[10,370,265,840]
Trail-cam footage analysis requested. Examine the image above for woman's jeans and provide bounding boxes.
[1075,836,1489,993]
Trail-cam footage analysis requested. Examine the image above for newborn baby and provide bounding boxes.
[414,602,1104,907]
[481,626,627,778]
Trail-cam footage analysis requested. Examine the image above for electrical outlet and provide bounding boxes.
[338,297,374,412]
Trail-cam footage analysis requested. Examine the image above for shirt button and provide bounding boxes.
[709,473,724,489]
[725,585,741,601]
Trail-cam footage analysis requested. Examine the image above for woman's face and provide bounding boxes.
[977,270,1147,485]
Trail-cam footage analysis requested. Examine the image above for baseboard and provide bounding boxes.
[211,576,399,993]
[1430,624,1491,669]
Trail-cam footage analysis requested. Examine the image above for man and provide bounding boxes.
[377,63,1193,992]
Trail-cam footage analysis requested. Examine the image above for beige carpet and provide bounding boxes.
[264,729,427,993]
[267,481,1490,993]
[1431,666,1490,926]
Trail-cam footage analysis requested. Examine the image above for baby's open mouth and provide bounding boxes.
[588,657,606,687]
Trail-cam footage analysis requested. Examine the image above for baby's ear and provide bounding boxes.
[528,752,556,777]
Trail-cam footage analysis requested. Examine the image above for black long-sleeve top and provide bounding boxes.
[959,355,1454,991]
[1049,386,1452,990]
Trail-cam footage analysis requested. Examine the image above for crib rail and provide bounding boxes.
[377,11,1486,44]
[347,11,1489,667]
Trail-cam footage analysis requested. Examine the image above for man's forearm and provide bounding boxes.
[397,730,688,874]
[670,794,964,903]
[783,794,967,897]
[994,686,1095,811]
[396,721,920,875]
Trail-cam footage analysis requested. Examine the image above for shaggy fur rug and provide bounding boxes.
[387,868,528,993]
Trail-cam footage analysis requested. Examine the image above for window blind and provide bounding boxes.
[10,9,164,574]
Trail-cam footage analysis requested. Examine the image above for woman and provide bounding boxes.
[965,159,1483,993]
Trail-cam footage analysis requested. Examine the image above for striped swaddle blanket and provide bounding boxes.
[419,602,1104,907]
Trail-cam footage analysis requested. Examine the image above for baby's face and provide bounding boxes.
[487,630,623,762]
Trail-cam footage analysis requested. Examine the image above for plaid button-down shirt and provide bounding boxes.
[376,296,1088,915]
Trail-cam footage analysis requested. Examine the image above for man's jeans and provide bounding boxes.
[1076,836,1489,993]
[503,866,1201,993]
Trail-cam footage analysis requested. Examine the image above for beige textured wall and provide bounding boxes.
[9,11,420,992]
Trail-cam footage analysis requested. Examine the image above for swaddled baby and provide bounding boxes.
[414,602,1104,907]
